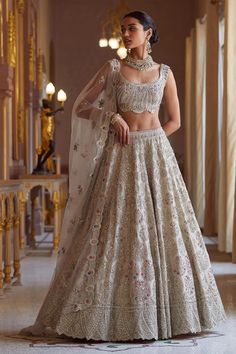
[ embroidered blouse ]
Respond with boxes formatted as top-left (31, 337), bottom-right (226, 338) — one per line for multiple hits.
top-left (115, 61), bottom-right (170, 114)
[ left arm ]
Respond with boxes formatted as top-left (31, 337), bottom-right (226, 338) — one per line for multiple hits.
top-left (162, 69), bottom-right (181, 137)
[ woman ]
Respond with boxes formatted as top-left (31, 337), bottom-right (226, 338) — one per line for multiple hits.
top-left (21, 11), bottom-right (226, 341)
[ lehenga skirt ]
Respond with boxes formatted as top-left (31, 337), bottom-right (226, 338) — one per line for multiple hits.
top-left (23, 127), bottom-right (226, 341)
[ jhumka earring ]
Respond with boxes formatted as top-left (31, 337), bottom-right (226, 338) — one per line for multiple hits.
top-left (146, 39), bottom-right (152, 54)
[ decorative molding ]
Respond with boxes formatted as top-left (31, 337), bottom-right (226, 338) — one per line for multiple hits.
top-left (37, 48), bottom-right (43, 91)
top-left (0, 2), bottom-right (3, 62)
top-left (7, 11), bottom-right (16, 67)
top-left (16, 0), bottom-right (24, 15)
top-left (18, 108), bottom-right (24, 143)
top-left (28, 34), bottom-right (34, 82)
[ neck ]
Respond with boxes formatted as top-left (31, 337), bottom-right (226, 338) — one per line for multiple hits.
top-left (129, 47), bottom-right (149, 60)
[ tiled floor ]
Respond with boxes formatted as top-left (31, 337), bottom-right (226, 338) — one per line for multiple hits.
top-left (0, 237), bottom-right (236, 354)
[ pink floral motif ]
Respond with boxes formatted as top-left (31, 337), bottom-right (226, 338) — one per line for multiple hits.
top-left (85, 298), bottom-right (92, 305)
top-left (87, 254), bottom-right (96, 261)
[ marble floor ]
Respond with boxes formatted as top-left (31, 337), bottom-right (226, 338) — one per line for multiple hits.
top-left (0, 236), bottom-right (236, 354)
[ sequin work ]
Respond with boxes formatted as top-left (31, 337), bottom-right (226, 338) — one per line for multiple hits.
top-left (116, 62), bottom-right (170, 113)
top-left (32, 127), bottom-right (226, 341)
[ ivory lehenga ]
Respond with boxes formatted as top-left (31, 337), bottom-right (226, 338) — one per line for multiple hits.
top-left (20, 59), bottom-right (226, 341)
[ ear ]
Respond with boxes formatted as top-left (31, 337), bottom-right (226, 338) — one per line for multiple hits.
top-left (146, 28), bottom-right (153, 40)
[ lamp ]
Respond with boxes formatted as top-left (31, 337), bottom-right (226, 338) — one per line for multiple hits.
top-left (99, 38), bottom-right (108, 47)
top-left (57, 89), bottom-right (67, 107)
top-left (46, 82), bottom-right (55, 101)
top-left (98, 0), bottom-right (129, 59)
top-left (117, 45), bottom-right (127, 59)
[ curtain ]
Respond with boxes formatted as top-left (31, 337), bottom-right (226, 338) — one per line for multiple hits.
top-left (218, 0), bottom-right (236, 254)
top-left (184, 20), bottom-right (206, 227)
top-left (203, 1), bottom-right (219, 236)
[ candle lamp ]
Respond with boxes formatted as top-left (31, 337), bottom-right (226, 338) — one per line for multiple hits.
top-left (46, 82), bottom-right (55, 101)
top-left (57, 89), bottom-right (67, 107)
top-left (33, 82), bottom-right (67, 175)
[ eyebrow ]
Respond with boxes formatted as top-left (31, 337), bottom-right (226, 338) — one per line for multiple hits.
top-left (121, 23), bottom-right (138, 27)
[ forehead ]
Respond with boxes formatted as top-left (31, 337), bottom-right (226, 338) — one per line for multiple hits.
top-left (121, 16), bottom-right (141, 27)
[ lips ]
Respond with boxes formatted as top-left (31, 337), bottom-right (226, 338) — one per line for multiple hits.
top-left (124, 40), bottom-right (132, 46)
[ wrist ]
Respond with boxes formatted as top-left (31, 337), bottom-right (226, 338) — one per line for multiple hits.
top-left (110, 113), bottom-right (123, 126)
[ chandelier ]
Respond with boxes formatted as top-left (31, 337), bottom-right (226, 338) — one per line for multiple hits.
top-left (98, 0), bottom-right (129, 59)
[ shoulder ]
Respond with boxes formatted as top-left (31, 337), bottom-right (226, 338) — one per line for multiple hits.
top-left (161, 63), bottom-right (171, 76)
top-left (160, 63), bottom-right (175, 85)
top-left (107, 58), bottom-right (121, 72)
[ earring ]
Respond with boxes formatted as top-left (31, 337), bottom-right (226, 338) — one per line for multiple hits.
top-left (146, 39), bottom-right (152, 54)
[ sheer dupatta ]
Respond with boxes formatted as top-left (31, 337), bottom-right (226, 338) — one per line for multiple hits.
top-left (56, 58), bottom-right (120, 269)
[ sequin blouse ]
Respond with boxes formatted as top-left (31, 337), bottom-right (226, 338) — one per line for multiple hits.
top-left (115, 61), bottom-right (170, 114)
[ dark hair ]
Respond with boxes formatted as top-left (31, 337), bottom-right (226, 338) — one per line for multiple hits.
top-left (123, 11), bottom-right (160, 46)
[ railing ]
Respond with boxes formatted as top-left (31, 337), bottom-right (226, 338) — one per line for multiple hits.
top-left (0, 181), bottom-right (24, 296)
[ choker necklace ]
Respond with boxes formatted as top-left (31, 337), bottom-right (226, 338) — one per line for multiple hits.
top-left (124, 54), bottom-right (154, 71)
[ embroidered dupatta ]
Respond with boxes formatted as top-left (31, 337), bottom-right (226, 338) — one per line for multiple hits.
top-left (56, 59), bottom-right (119, 268)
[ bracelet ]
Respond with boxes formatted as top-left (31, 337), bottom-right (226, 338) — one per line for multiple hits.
top-left (110, 113), bottom-right (122, 126)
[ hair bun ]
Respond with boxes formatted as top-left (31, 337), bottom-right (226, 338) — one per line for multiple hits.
top-left (150, 28), bottom-right (160, 46)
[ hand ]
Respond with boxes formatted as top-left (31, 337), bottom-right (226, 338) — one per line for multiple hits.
top-left (112, 115), bottom-right (130, 146)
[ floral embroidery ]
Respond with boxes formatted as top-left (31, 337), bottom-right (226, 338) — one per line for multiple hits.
top-left (98, 75), bottom-right (105, 85)
top-left (98, 98), bottom-right (105, 108)
top-left (77, 185), bottom-right (83, 194)
top-left (81, 152), bottom-right (88, 158)
top-left (73, 143), bottom-right (79, 151)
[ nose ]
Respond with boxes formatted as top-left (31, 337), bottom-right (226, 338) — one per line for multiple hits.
top-left (122, 29), bottom-right (129, 37)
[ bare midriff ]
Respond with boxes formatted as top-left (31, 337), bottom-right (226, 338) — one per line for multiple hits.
top-left (118, 109), bottom-right (162, 132)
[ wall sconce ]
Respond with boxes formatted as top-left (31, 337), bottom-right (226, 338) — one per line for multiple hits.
top-left (33, 83), bottom-right (67, 175)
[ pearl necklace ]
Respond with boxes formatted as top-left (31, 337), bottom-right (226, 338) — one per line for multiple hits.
top-left (124, 54), bottom-right (154, 71)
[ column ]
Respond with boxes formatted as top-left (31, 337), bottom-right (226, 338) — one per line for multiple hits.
top-left (19, 191), bottom-right (27, 248)
top-left (13, 214), bottom-right (21, 285)
top-left (3, 216), bottom-right (12, 289)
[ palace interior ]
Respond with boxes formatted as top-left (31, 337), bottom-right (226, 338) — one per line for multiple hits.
top-left (0, 0), bottom-right (236, 353)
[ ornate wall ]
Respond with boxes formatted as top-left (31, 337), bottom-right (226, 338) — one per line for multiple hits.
top-left (0, 0), bottom-right (52, 180)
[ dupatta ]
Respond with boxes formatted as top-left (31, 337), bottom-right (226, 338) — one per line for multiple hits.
top-left (56, 58), bottom-right (120, 269)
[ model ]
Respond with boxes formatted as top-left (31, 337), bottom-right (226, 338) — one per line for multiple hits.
top-left (20, 10), bottom-right (226, 341)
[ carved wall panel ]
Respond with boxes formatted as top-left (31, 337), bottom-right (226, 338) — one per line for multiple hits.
top-left (0, 0), bottom-right (47, 179)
